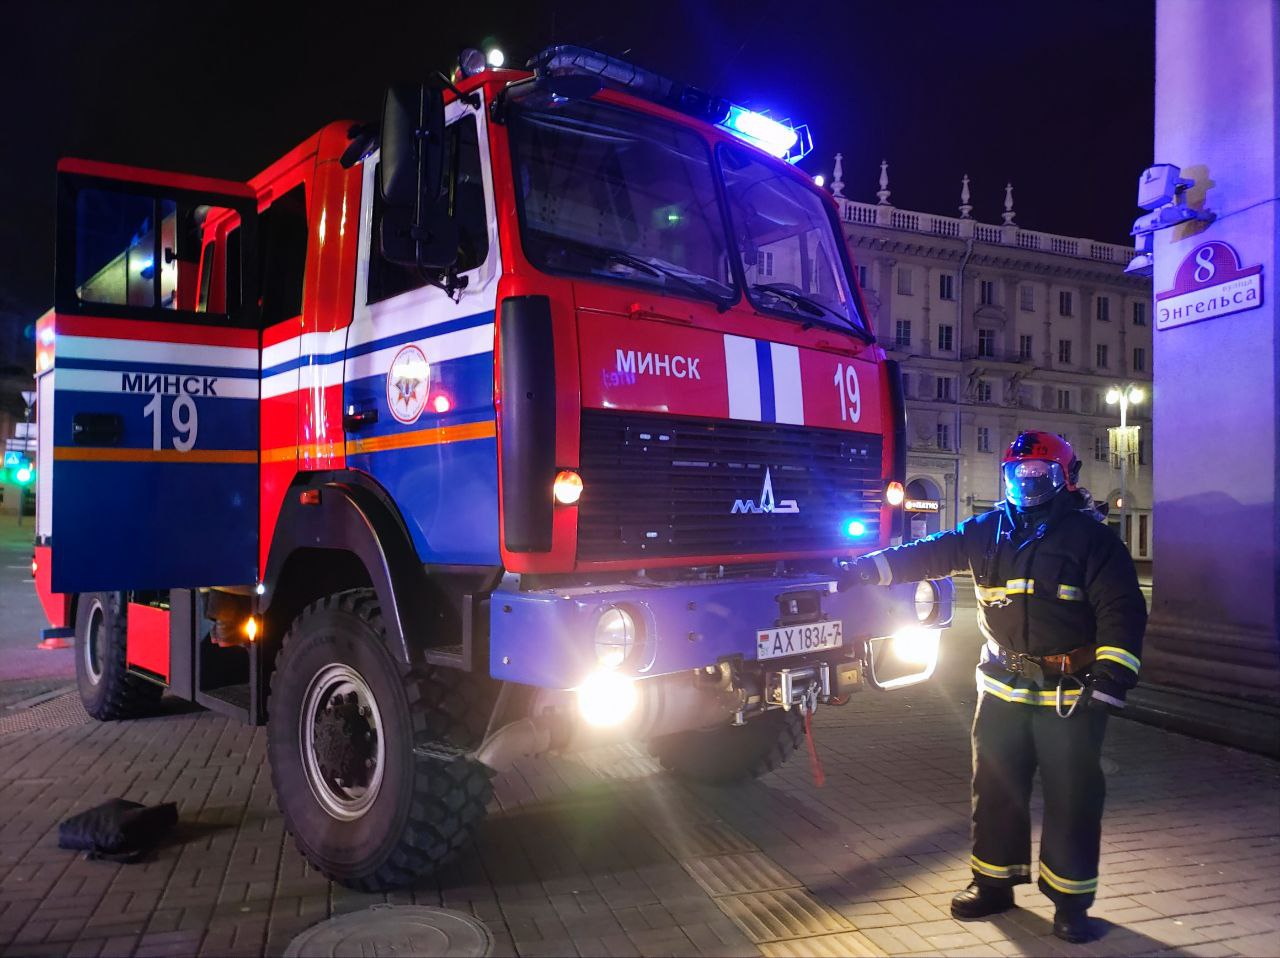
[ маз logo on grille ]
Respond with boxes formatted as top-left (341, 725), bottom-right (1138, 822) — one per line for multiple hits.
top-left (731, 468), bottom-right (799, 514)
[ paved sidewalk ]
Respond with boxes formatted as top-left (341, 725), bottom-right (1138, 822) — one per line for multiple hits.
top-left (1, 620), bottom-right (1277, 957)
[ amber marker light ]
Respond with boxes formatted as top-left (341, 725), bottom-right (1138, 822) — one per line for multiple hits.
top-left (553, 470), bottom-right (583, 505)
top-left (243, 617), bottom-right (259, 642)
top-left (885, 481), bottom-right (905, 506)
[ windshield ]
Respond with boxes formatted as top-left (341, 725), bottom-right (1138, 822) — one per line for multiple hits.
top-left (720, 144), bottom-right (863, 331)
top-left (508, 98), bottom-right (735, 306)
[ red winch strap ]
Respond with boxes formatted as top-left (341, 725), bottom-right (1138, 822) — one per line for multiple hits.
top-left (803, 708), bottom-right (826, 788)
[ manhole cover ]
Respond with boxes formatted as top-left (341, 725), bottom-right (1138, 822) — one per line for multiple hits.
top-left (284, 905), bottom-right (493, 957)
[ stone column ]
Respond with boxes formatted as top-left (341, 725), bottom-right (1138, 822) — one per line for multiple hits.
top-left (1141, 0), bottom-right (1279, 742)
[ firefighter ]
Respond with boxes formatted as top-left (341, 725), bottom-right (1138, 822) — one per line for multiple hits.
top-left (840, 431), bottom-right (1146, 943)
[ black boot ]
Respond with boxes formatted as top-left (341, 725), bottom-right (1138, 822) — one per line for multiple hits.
top-left (1053, 907), bottom-right (1092, 943)
top-left (950, 882), bottom-right (1015, 919)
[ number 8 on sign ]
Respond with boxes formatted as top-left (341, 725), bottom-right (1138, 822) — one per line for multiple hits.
top-left (834, 362), bottom-right (861, 422)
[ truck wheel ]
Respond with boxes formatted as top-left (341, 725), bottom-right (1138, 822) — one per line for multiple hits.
top-left (650, 707), bottom-right (805, 785)
top-left (267, 589), bottom-right (493, 891)
top-left (74, 592), bottom-right (163, 720)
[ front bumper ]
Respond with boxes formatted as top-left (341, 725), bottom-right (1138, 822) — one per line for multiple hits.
top-left (489, 571), bottom-right (954, 690)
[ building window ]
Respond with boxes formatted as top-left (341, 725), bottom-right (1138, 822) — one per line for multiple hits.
top-left (1018, 334), bottom-right (1034, 360)
top-left (936, 422), bottom-right (951, 449)
top-left (900, 373), bottom-right (911, 397)
top-left (977, 328), bottom-right (995, 358)
top-left (980, 280), bottom-right (995, 305)
top-left (978, 426), bottom-right (991, 452)
top-left (760, 250), bottom-right (775, 277)
top-left (1059, 290), bottom-right (1073, 316)
top-left (939, 273), bottom-right (955, 300)
top-left (1096, 343), bottom-right (1109, 368)
top-left (1133, 302), bottom-right (1147, 326)
top-left (1057, 389), bottom-right (1071, 411)
top-left (1133, 346), bottom-right (1146, 372)
top-left (1096, 296), bottom-right (1111, 322)
top-left (856, 264), bottom-right (868, 289)
top-left (1094, 435), bottom-right (1108, 462)
top-left (1058, 339), bottom-right (1072, 364)
top-left (1139, 513), bottom-right (1149, 556)
top-left (1138, 434), bottom-right (1147, 465)
top-left (895, 319), bottom-right (912, 348)
top-left (898, 268), bottom-right (913, 295)
top-left (936, 376), bottom-right (954, 400)
top-left (937, 324), bottom-right (954, 351)
top-left (1019, 285), bottom-right (1034, 311)
top-left (977, 380), bottom-right (993, 403)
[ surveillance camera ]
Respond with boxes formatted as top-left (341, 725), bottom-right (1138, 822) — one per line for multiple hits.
top-left (1137, 164), bottom-right (1195, 211)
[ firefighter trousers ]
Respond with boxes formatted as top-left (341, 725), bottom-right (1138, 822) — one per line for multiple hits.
top-left (969, 689), bottom-right (1109, 909)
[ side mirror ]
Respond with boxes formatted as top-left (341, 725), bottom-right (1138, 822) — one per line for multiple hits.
top-left (378, 83), bottom-right (457, 270)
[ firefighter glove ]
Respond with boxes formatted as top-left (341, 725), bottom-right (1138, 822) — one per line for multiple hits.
top-left (838, 556), bottom-right (881, 591)
top-left (1086, 673), bottom-right (1127, 712)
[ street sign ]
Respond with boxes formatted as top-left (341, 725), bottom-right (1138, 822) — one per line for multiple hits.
top-left (905, 498), bottom-right (940, 512)
top-left (20, 391), bottom-right (35, 408)
top-left (14, 422), bottom-right (35, 439)
top-left (1156, 241), bottom-right (1264, 330)
top-left (3, 451), bottom-right (20, 468)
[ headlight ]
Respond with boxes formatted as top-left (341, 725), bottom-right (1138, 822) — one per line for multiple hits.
top-left (891, 626), bottom-right (941, 667)
top-left (914, 581), bottom-right (938, 623)
top-left (594, 607), bottom-right (638, 668)
top-left (577, 671), bottom-right (639, 727)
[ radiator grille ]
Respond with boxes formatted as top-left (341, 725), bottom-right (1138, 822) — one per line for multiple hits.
top-left (577, 411), bottom-right (884, 561)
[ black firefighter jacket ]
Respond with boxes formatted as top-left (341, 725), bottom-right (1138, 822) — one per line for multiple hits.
top-left (871, 490), bottom-right (1147, 703)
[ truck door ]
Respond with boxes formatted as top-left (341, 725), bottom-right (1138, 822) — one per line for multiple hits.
top-left (51, 159), bottom-right (260, 593)
top-left (345, 96), bottom-right (502, 564)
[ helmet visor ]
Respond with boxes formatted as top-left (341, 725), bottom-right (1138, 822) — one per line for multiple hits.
top-left (1003, 459), bottom-right (1066, 508)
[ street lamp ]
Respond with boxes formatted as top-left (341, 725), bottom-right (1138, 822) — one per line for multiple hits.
top-left (1105, 384), bottom-right (1145, 548)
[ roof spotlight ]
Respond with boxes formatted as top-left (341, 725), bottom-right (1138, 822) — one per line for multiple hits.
top-left (458, 48), bottom-right (487, 78)
top-left (486, 48), bottom-right (505, 68)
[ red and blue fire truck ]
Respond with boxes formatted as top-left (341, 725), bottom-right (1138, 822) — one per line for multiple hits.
top-left (34, 46), bottom-right (953, 889)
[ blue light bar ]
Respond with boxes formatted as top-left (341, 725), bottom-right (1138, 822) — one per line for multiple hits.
top-left (530, 45), bottom-right (814, 164)
top-left (843, 519), bottom-right (868, 538)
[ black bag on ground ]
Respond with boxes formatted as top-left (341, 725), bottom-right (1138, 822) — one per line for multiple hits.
top-left (58, 798), bottom-right (178, 863)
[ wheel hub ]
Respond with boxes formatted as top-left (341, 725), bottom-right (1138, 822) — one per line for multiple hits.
top-left (312, 693), bottom-right (377, 789)
top-left (300, 664), bottom-right (386, 821)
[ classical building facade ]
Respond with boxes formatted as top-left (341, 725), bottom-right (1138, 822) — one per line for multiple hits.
top-left (827, 159), bottom-right (1155, 558)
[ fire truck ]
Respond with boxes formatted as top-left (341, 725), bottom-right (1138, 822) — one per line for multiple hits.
top-left (34, 46), bottom-right (953, 889)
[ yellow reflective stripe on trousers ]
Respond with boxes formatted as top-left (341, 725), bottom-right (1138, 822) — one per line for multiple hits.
top-left (1039, 862), bottom-right (1098, 894)
top-left (1006, 578), bottom-right (1034, 595)
top-left (971, 855), bottom-right (1031, 879)
top-left (980, 675), bottom-right (1083, 707)
top-left (1096, 646), bottom-right (1141, 675)
top-left (1056, 584), bottom-right (1085, 601)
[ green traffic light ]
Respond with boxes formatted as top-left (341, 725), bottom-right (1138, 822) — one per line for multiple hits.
top-left (15, 466), bottom-right (32, 485)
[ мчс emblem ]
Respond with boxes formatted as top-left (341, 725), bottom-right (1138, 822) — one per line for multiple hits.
top-left (386, 344), bottom-right (430, 424)
top-left (731, 467), bottom-right (799, 515)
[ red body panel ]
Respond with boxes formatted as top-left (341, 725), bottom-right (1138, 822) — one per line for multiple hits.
top-left (125, 603), bottom-right (169, 680)
top-left (33, 546), bottom-right (69, 628)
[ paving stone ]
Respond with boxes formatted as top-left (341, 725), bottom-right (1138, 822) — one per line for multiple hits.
top-left (716, 888), bottom-right (852, 943)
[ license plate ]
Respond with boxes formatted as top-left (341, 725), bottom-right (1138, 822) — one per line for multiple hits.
top-left (756, 621), bottom-right (843, 660)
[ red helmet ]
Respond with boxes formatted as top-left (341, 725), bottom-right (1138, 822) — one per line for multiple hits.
top-left (1001, 431), bottom-right (1081, 508)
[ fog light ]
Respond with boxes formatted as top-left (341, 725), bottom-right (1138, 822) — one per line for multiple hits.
top-left (885, 481), bottom-right (905, 506)
top-left (891, 626), bottom-right (940, 666)
top-left (595, 607), bottom-right (638, 668)
top-left (914, 581), bottom-right (938, 622)
top-left (577, 671), bottom-right (638, 727)
top-left (553, 470), bottom-right (583, 505)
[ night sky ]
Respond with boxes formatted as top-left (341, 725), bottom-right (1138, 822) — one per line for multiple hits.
top-left (0, 0), bottom-right (1154, 338)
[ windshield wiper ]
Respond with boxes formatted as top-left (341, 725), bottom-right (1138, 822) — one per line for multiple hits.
top-left (752, 283), bottom-right (838, 322)
top-left (537, 232), bottom-right (734, 309)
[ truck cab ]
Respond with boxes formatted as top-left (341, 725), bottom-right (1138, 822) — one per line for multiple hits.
top-left (35, 46), bottom-right (952, 889)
